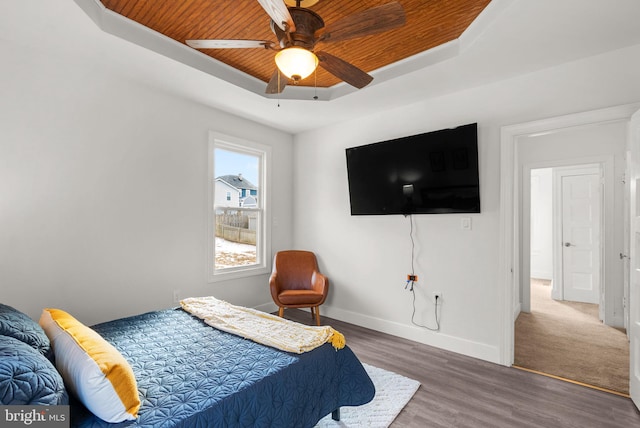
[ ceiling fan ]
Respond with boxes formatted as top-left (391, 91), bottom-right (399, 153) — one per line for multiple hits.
top-left (186, 0), bottom-right (406, 94)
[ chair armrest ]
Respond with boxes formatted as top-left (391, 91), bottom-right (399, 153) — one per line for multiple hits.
top-left (269, 272), bottom-right (281, 302)
top-left (311, 271), bottom-right (328, 296)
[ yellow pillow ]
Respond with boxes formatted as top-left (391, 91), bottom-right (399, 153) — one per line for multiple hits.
top-left (39, 308), bottom-right (140, 423)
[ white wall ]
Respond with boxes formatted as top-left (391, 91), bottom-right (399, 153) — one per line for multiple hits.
top-left (530, 168), bottom-right (553, 280)
top-left (0, 39), bottom-right (294, 325)
top-left (292, 43), bottom-right (640, 363)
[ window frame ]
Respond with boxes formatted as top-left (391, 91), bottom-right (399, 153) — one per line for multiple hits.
top-left (208, 131), bottom-right (272, 282)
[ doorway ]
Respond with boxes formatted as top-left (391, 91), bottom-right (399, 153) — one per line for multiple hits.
top-left (514, 165), bottom-right (629, 395)
top-left (499, 103), bottom-right (640, 407)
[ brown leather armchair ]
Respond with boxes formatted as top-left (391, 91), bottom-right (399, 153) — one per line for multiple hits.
top-left (269, 250), bottom-right (329, 326)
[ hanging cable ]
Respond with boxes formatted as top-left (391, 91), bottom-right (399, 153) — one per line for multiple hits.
top-left (411, 288), bottom-right (440, 331)
top-left (409, 214), bottom-right (415, 277)
top-left (406, 214), bottom-right (440, 331)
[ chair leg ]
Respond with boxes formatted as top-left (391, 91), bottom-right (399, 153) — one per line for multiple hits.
top-left (314, 306), bottom-right (321, 326)
top-left (278, 307), bottom-right (284, 318)
top-left (310, 306), bottom-right (315, 320)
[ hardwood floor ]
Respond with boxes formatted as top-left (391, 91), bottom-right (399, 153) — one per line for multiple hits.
top-left (284, 309), bottom-right (640, 428)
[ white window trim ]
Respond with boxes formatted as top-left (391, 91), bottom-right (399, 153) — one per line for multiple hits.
top-left (208, 131), bottom-right (272, 282)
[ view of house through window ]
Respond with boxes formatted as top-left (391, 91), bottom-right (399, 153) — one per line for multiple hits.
top-left (213, 147), bottom-right (261, 270)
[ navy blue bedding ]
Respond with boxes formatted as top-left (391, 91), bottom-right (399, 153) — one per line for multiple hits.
top-left (0, 303), bottom-right (52, 360)
top-left (71, 308), bottom-right (374, 428)
top-left (0, 335), bottom-right (68, 405)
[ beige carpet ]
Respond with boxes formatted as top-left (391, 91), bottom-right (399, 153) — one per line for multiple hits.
top-left (515, 279), bottom-right (629, 395)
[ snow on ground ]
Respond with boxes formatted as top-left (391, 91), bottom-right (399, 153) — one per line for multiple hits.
top-left (215, 237), bottom-right (256, 268)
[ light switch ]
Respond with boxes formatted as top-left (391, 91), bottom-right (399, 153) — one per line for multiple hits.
top-left (461, 217), bottom-right (472, 231)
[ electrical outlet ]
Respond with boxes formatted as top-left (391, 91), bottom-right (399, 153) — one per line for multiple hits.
top-left (432, 292), bottom-right (442, 304)
top-left (173, 289), bottom-right (181, 303)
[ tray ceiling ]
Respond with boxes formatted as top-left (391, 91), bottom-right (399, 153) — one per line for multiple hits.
top-left (99, 0), bottom-right (491, 91)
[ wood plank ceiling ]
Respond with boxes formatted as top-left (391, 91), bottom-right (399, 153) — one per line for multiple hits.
top-left (100, 0), bottom-right (491, 89)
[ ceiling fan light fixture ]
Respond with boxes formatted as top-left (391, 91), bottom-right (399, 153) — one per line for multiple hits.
top-left (275, 47), bottom-right (318, 81)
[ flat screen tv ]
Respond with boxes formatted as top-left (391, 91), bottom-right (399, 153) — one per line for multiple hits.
top-left (345, 123), bottom-right (480, 215)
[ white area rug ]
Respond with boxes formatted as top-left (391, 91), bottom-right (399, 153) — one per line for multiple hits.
top-left (315, 363), bottom-right (420, 428)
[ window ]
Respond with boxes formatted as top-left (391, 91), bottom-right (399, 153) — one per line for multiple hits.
top-left (208, 132), bottom-right (271, 282)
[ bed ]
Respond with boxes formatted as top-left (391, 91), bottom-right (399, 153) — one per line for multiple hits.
top-left (0, 303), bottom-right (375, 428)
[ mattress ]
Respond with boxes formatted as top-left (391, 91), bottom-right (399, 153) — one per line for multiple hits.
top-left (71, 308), bottom-right (374, 427)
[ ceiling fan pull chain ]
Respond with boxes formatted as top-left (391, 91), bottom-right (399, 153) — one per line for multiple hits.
top-left (313, 67), bottom-right (318, 100)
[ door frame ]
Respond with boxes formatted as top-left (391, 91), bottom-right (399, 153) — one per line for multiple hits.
top-left (499, 103), bottom-right (640, 366)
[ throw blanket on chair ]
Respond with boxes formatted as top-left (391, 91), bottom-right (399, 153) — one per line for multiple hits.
top-left (180, 296), bottom-right (345, 354)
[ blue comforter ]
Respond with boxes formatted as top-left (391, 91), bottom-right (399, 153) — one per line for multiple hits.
top-left (71, 308), bottom-right (374, 427)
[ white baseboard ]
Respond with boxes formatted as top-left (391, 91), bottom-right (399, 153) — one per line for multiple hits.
top-left (608, 314), bottom-right (625, 329)
top-left (252, 302), bottom-right (501, 364)
top-left (320, 304), bottom-right (501, 364)
top-left (513, 302), bottom-right (522, 321)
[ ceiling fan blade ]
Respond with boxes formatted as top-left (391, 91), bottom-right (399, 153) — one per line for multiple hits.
top-left (265, 69), bottom-right (289, 94)
top-left (315, 2), bottom-right (406, 43)
top-left (186, 39), bottom-right (273, 49)
top-left (316, 51), bottom-right (373, 89)
top-left (257, 0), bottom-right (296, 32)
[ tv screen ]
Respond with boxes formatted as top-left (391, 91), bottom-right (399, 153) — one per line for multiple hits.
top-left (345, 123), bottom-right (480, 215)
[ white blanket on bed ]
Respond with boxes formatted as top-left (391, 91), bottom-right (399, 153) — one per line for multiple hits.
top-left (180, 296), bottom-right (345, 354)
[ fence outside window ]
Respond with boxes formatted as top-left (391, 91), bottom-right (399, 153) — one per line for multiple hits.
top-left (215, 209), bottom-right (257, 245)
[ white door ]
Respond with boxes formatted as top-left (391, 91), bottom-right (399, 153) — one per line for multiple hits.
top-left (560, 168), bottom-right (601, 304)
top-left (629, 109), bottom-right (640, 410)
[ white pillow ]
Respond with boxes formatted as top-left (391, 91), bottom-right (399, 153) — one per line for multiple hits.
top-left (39, 308), bottom-right (140, 423)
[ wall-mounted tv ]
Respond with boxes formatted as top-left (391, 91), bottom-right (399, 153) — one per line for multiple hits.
top-left (345, 123), bottom-right (480, 215)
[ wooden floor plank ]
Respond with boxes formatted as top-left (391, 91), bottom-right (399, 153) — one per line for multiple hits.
top-left (283, 309), bottom-right (640, 428)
